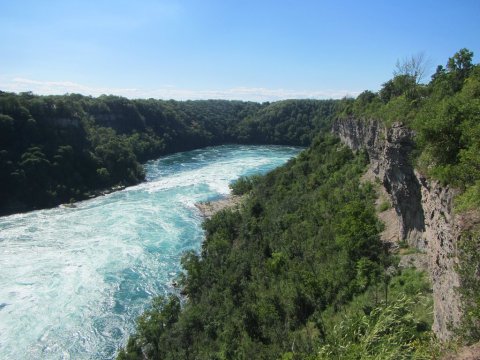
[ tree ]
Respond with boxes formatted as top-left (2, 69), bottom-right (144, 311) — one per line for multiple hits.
top-left (394, 52), bottom-right (430, 85)
top-left (379, 75), bottom-right (417, 103)
top-left (447, 48), bottom-right (473, 76)
top-left (447, 48), bottom-right (474, 91)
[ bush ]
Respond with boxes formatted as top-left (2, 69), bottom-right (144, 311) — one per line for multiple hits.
top-left (378, 200), bottom-right (390, 212)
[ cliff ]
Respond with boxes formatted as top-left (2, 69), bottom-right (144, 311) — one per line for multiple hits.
top-left (332, 117), bottom-right (462, 340)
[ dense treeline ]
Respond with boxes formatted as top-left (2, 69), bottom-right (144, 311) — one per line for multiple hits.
top-left (118, 136), bottom-right (434, 359)
top-left (0, 94), bottom-right (338, 214)
top-left (340, 48), bottom-right (480, 211)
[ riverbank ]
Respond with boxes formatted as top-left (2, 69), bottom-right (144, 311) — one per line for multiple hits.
top-left (195, 195), bottom-right (245, 219)
top-left (0, 184), bottom-right (129, 216)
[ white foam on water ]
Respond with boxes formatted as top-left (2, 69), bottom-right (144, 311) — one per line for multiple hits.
top-left (0, 144), bottom-right (301, 359)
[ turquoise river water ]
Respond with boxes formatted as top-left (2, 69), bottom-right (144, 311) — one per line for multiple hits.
top-left (0, 145), bottom-right (301, 359)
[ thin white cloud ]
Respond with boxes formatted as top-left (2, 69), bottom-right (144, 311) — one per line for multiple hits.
top-left (2, 78), bottom-right (139, 97)
top-left (0, 77), bottom-right (360, 102)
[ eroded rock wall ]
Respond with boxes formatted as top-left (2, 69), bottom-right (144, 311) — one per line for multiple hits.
top-left (332, 118), bottom-right (425, 246)
top-left (332, 117), bottom-right (461, 340)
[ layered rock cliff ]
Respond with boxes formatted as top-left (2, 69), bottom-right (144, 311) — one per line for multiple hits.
top-left (332, 117), bottom-right (462, 340)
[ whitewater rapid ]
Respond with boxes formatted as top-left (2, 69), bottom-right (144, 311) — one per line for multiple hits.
top-left (0, 145), bottom-right (301, 359)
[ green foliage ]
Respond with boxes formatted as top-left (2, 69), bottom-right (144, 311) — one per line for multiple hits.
top-left (399, 247), bottom-right (424, 256)
top-left (352, 90), bottom-right (383, 116)
top-left (0, 92), bottom-right (338, 214)
top-left (119, 136), bottom-right (434, 359)
top-left (318, 295), bottom-right (436, 360)
top-left (414, 58), bottom-right (480, 211)
top-left (380, 75), bottom-right (418, 103)
top-left (229, 175), bottom-right (261, 195)
top-left (455, 181), bottom-right (480, 212)
top-left (378, 200), bottom-right (390, 212)
top-left (118, 295), bottom-right (181, 360)
top-left (235, 99), bottom-right (339, 145)
top-left (446, 48), bottom-right (474, 92)
top-left (319, 269), bottom-right (435, 359)
top-left (344, 49), bottom-right (479, 213)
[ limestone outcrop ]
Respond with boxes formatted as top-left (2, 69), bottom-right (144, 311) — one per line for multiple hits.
top-left (332, 117), bottom-right (462, 340)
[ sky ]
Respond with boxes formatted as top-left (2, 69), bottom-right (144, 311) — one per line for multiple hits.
top-left (0, 0), bottom-right (479, 102)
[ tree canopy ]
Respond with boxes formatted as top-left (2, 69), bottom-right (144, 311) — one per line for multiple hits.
top-left (341, 48), bottom-right (480, 210)
top-left (0, 94), bottom-right (338, 214)
top-left (118, 136), bottom-right (435, 359)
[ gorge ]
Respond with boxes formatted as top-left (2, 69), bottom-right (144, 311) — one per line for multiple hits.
top-left (1, 49), bottom-right (479, 359)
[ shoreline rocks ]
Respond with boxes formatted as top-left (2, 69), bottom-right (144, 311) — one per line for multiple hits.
top-left (195, 195), bottom-right (244, 219)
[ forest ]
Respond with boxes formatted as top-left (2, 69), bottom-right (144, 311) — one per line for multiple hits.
top-left (116, 49), bottom-right (479, 359)
top-left (0, 94), bottom-right (337, 214)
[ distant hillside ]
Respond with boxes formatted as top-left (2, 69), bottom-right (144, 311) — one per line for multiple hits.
top-left (0, 94), bottom-right (338, 215)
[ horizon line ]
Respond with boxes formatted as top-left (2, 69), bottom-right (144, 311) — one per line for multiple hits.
top-left (0, 77), bottom-right (362, 102)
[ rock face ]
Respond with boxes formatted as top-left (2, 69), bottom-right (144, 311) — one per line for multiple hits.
top-left (417, 174), bottom-right (462, 339)
top-left (332, 118), bottom-right (425, 246)
top-left (332, 117), bottom-right (462, 340)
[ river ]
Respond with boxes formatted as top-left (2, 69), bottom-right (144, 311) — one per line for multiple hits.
top-left (0, 144), bottom-right (301, 359)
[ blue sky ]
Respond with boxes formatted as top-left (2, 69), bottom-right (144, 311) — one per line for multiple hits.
top-left (0, 0), bottom-right (479, 101)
